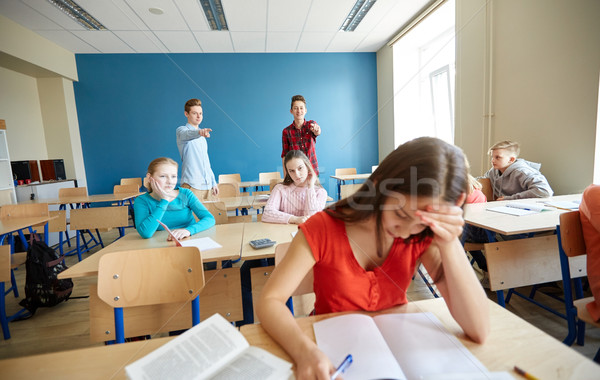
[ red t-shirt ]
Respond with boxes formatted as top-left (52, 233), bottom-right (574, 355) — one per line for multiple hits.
top-left (579, 185), bottom-right (600, 321)
top-left (299, 211), bottom-right (432, 314)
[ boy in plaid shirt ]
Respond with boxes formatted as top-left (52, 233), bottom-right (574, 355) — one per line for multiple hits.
top-left (281, 95), bottom-right (322, 175)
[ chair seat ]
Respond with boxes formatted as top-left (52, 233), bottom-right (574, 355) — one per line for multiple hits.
top-left (10, 252), bottom-right (27, 269)
top-left (574, 297), bottom-right (600, 327)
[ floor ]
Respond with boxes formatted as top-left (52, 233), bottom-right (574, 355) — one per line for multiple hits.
top-left (0, 228), bottom-right (599, 364)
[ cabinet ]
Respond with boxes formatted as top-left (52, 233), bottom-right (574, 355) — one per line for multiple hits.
top-left (0, 120), bottom-right (17, 206)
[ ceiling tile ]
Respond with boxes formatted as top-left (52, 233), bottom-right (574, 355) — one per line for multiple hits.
top-left (125, 0), bottom-right (188, 31)
top-left (35, 30), bottom-right (100, 53)
top-left (71, 30), bottom-right (135, 53)
top-left (230, 32), bottom-right (266, 53)
top-left (193, 31), bottom-right (234, 53)
top-left (76, 0), bottom-right (147, 31)
top-left (296, 32), bottom-right (337, 52)
top-left (266, 32), bottom-right (301, 52)
top-left (223, 0), bottom-right (267, 32)
top-left (154, 31), bottom-right (202, 53)
top-left (267, 0), bottom-right (310, 32)
top-left (303, 0), bottom-right (355, 32)
top-left (20, 0), bottom-right (87, 31)
top-left (113, 31), bottom-right (168, 53)
top-left (0, 0), bottom-right (62, 30)
top-left (173, 0), bottom-right (210, 31)
top-left (326, 31), bottom-right (367, 52)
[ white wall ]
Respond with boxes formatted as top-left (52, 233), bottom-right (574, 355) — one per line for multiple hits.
top-left (0, 66), bottom-right (49, 161)
top-left (456, 0), bottom-right (600, 195)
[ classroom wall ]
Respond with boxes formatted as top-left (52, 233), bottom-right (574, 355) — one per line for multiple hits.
top-left (456, 0), bottom-right (600, 195)
top-left (0, 15), bottom-right (85, 188)
top-left (73, 53), bottom-right (379, 196)
top-left (376, 44), bottom-right (395, 163)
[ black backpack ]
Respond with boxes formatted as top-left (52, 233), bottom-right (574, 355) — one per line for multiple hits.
top-left (19, 239), bottom-right (74, 315)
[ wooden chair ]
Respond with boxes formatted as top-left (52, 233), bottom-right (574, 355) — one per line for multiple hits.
top-left (269, 178), bottom-right (283, 192)
top-left (113, 184), bottom-right (139, 194)
top-left (203, 201), bottom-right (252, 225)
top-left (335, 168), bottom-right (357, 176)
top-left (113, 184), bottom-right (139, 228)
top-left (340, 184), bottom-right (362, 200)
top-left (259, 172), bottom-right (282, 187)
top-left (218, 174), bottom-right (241, 184)
top-left (0, 245), bottom-right (28, 340)
top-left (218, 183), bottom-right (239, 198)
top-left (479, 177), bottom-right (493, 201)
top-left (97, 247), bottom-right (205, 343)
top-left (69, 206), bottom-right (129, 261)
top-left (120, 178), bottom-right (142, 191)
top-left (556, 210), bottom-right (598, 362)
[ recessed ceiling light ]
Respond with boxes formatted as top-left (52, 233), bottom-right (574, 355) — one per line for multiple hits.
top-left (149, 7), bottom-right (164, 15)
top-left (340, 0), bottom-right (377, 32)
top-left (47, 0), bottom-right (106, 30)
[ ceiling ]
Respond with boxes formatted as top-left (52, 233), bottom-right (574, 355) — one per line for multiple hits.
top-left (0, 0), bottom-right (432, 54)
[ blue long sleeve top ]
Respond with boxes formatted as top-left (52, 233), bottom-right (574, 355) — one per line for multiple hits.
top-left (134, 187), bottom-right (215, 239)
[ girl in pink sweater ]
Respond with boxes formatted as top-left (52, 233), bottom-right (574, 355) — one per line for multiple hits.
top-left (262, 150), bottom-right (327, 224)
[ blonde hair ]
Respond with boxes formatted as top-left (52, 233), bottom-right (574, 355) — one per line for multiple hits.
top-left (145, 157), bottom-right (178, 193)
top-left (467, 174), bottom-right (482, 194)
top-left (488, 140), bottom-right (520, 157)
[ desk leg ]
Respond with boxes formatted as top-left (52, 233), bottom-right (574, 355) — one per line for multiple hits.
top-left (496, 290), bottom-right (506, 307)
top-left (337, 180), bottom-right (342, 200)
top-left (44, 222), bottom-right (49, 245)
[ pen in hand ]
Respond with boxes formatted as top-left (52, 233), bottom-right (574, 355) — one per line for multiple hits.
top-left (330, 354), bottom-right (353, 380)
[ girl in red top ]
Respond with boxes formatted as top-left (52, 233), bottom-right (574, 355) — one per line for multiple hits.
top-left (257, 137), bottom-right (489, 380)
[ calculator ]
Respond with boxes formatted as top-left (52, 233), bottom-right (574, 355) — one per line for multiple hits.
top-left (249, 238), bottom-right (276, 249)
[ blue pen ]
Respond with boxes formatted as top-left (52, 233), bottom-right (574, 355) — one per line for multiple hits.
top-left (330, 354), bottom-right (353, 380)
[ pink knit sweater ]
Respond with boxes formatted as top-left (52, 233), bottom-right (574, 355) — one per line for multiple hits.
top-left (262, 183), bottom-right (328, 224)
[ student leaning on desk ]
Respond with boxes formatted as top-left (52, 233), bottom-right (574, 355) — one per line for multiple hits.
top-left (484, 140), bottom-right (553, 200)
top-left (133, 157), bottom-right (215, 240)
top-left (257, 137), bottom-right (489, 380)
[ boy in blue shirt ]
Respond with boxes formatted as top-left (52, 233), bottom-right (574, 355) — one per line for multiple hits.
top-left (176, 98), bottom-right (219, 200)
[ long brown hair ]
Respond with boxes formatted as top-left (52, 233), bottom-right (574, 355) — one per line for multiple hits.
top-left (326, 137), bottom-right (468, 257)
top-left (282, 150), bottom-right (321, 187)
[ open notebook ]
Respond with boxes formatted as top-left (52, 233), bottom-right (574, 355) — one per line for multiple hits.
top-left (487, 202), bottom-right (553, 216)
top-left (157, 219), bottom-right (222, 251)
top-left (313, 312), bottom-right (503, 380)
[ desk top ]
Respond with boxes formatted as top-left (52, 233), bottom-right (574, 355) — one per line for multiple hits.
top-left (0, 215), bottom-right (54, 236)
top-left (1, 298), bottom-right (596, 379)
top-left (330, 173), bottom-right (371, 181)
top-left (58, 224), bottom-right (245, 279)
top-left (241, 222), bottom-right (298, 260)
top-left (18, 192), bottom-right (142, 206)
top-left (463, 194), bottom-right (581, 235)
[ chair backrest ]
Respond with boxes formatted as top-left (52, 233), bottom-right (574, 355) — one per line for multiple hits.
top-left (113, 184), bottom-right (139, 194)
top-left (70, 206), bottom-right (129, 230)
top-left (269, 178), bottom-right (283, 192)
top-left (218, 182), bottom-right (240, 198)
top-left (259, 172), bottom-right (282, 184)
top-left (478, 178), bottom-right (493, 201)
top-left (218, 174), bottom-right (241, 184)
top-left (274, 243), bottom-right (313, 297)
top-left (203, 201), bottom-right (228, 225)
top-left (48, 210), bottom-right (67, 233)
top-left (228, 215), bottom-right (252, 224)
top-left (371, 165), bottom-right (378, 173)
top-left (0, 203), bottom-right (49, 218)
top-left (97, 247), bottom-right (205, 308)
top-left (559, 211), bottom-right (586, 257)
top-left (340, 184), bottom-right (362, 200)
top-left (335, 168), bottom-right (357, 176)
top-left (120, 177), bottom-right (142, 189)
top-left (59, 187), bottom-right (87, 198)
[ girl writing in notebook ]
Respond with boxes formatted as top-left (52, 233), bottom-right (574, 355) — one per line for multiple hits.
top-left (257, 137), bottom-right (489, 379)
top-left (134, 157), bottom-right (215, 240)
top-left (262, 150), bottom-right (328, 224)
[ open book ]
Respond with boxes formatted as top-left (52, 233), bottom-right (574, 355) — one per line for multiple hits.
top-left (487, 202), bottom-right (553, 216)
top-left (313, 312), bottom-right (489, 380)
top-left (126, 314), bottom-right (292, 380)
top-left (157, 219), bottom-right (222, 251)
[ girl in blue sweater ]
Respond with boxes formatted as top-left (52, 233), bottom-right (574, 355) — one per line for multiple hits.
top-left (134, 157), bottom-right (215, 240)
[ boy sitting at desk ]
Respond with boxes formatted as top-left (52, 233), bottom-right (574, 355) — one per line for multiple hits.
top-left (484, 140), bottom-right (553, 200)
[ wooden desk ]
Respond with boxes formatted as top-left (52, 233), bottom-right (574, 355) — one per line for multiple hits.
top-left (1, 298), bottom-right (597, 379)
top-left (330, 173), bottom-right (370, 200)
top-left (241, 222), bottom-right (298, 260)
top-left (0, 215), bottom-right (53, 246)
top-left (18, 192), bottom-right (142, 206)
top-left (58, 224), bottom-right (245, 280)
top-left (463, 194), bottom-right (585, 306)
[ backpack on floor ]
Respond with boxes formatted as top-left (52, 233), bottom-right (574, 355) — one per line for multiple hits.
top-left (19, 239), bottom-right (74, 315)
